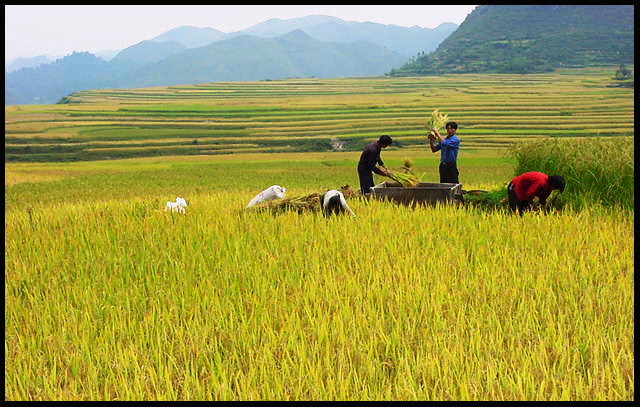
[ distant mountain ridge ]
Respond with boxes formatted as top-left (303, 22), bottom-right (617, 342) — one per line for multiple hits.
top-left (5, 31), bottom-right (409, 104)
top-left (5, 52), bottom-right (114, 104)
top-left (390, 5), bottom-right (634, 75)
top-left (150, 26), bottom-right (227, 48)
top-left (5, 55), bottom-right (54, 72)
top-left (226, 15), bottom-right (346, 38)
top-left (99, 30), bottom-right (409, 89)
top-left (147, 15), bottom-right (454, 58)
top-left (110, 40), bottom-right (186, 71)
top-left (6, 15), bottom-right (458, 104)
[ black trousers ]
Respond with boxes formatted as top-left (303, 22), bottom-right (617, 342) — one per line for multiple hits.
top-left (358, 169), bottom-right (375, 195)
top-left (507, 182), bottom-right (530, 216)
top-left (439, 162), bottom-right (459, 184)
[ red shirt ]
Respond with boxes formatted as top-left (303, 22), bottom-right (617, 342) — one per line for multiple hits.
top-left (511, 172), bottom-right (552, 204)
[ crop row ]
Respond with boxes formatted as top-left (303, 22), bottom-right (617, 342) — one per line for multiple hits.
top-left (5, 68), bottom-right (633, 162)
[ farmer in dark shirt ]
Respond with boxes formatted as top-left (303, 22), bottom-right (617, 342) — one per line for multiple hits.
top-left (428, 121), bottom-right (461, 183)
top-left (508, 171), bottom-right (565, 216)
top-left (357, 135), bottom-right (392, 196)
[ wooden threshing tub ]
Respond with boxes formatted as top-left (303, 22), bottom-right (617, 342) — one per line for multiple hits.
top-left (370, 182), bottom-right (464, 206)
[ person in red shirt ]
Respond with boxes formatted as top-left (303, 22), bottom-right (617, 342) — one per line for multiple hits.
top-left (508, 171), bottom-right (565, 216)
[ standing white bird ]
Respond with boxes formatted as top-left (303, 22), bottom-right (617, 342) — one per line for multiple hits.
top-left (166, 197), bottom-right (187, 214)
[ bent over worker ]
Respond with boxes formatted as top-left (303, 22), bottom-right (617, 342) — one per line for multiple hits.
top-left (508, 171), bottom-right (565, 216)
top-left (321, 189), bottom-right (356, 218)
top-left (357, 135), bottom-right (392, 196)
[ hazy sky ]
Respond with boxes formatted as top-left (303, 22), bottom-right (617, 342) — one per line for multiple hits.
top-left (5, 5), bottom-right (477, 62)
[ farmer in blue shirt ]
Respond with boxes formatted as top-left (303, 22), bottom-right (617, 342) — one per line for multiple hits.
top-left (428, 121), bottom-right (461, 184)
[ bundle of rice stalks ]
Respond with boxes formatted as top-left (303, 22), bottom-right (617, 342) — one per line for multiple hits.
top-left (386, 157), bottom-right (421, 187)
top-left (253, 192), bottom-right (323, 214)
top-left (387, 171), bottom-right (420, 187)
top-left (426, 109), bottom-right (449, 141)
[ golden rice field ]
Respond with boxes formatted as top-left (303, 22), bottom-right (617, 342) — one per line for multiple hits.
top-left (4, 67), bottom-right (634, 400)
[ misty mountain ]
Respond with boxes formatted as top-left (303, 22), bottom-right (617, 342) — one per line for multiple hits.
top-left (228, 15), bottom-right (345, 37)
top-left (5, 52), bottom-right (114, 104)
top-left (6, 49), bottom-right (121, 72)
top-left (110, 40), bottom-right (186, 71)
top-left (157, 15), bottom-right (457, 58)
top-left (5, 31), bottom-right (409, 104)
top-left (5, 14), bottom-right (459, 105)
top-left (115, 30), bottom-right (409, 88)
top-left (300, 21), bottom-right (458, 58)
top-left (94, 48), bottom-right (126, 62)
top-left (5, 55), bottom-right (54, 73)
top-left (150, 25), bottom-right (227, 48)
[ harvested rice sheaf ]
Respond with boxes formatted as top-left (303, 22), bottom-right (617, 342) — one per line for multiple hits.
top-left (253, 185), bottom-right (357, 214)
top-left (387, 171), bottom-right (420, 187)
top-left (254, 192), bottom-right (322, 214)
top-left (426, 109), bottom-right (450, 143)
top-left (426, 109), bottom-right (449, 133)
top-left (385, 158), bottom-right (421, 187)
top-left (386, 161), bottom-right (419, 187)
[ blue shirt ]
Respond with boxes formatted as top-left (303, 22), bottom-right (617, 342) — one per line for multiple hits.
top-left (434, 134), bottom-right (460, 164)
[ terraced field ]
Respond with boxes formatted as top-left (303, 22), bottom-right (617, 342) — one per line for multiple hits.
top-left (5, 67), bottom-right (634, 162)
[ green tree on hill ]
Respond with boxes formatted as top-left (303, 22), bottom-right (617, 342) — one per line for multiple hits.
top-left (614, 63), bottom-right (632, 80)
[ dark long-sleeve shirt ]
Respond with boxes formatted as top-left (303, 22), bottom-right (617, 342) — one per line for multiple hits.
top-left (357, 142), bottom-right (385, 175)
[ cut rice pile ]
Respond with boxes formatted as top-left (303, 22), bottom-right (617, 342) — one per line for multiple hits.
top-left (252, 185), bottom-right (356, 214)
top-left (386, 158), bottom-right (421, 187)
top-left (387, 171), bottom-right (420, 187)
top-left (259, 192), bottom-right (323, 214)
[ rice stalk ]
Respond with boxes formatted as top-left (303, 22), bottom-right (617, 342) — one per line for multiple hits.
top-left (425, 109), bottom-right (449, 133)
top-left (387, 172), bottom-right (420, 187)
top-left (387, 160), bottom-right (420, 187)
